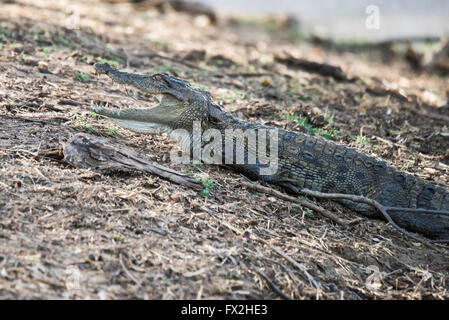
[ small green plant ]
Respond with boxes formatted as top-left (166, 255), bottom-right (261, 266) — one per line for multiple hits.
top-left (290, 204), bottom-right (301, 214)
top-left (42, 44), bottom-right (67, 56)
top-left (287, 113), bottom-right (311, 129)
top-left (401, 159), bottom-right (415, 172)
top-left (89, 111), bottom-right (104, 119)
top-left (184, 162), bottom-right (204, 174)
top-left (105, 126), bottom-right (119, 137)
top-left (42, 46), bottom-right (50, 56)
top-left (324, 107), bottom-right (334, 126)
top-left (303, 208), bottom-right (314, 217)
top-left (190, 162), bottom-right (203, 169)
top-left (356, 135), bottom-right (371, 147)
top-left (286, 113), bottom-right (343, 140)
top-left (57, 34), bottom-right (70, 46)
top-left (19, 52), bottom-right (27, 62)
top-left (74, 71), bottom-right (90, 83)
top-left (201, 178), bottom-right (214, 196)
top-left (355, 241), bottom-right (367, 249)
top-left (315, 127), bottom-right (344, 140)
top-left (76, 114), bottom-right (95, 132)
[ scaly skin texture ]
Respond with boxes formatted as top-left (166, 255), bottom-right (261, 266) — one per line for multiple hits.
top-left (92, 63), bottom-right (449, 239)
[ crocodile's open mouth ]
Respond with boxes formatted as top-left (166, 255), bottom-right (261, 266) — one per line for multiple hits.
top-left (92, 62), bottom-right (189, 134)
top-left (91, 100), bottom-right (183, 134)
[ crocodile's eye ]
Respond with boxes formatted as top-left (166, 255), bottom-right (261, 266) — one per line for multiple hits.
top-left (153, 75), bottom-right (162, 81)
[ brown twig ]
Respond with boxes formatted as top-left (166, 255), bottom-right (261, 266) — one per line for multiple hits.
top-left (275, 53), bottom-right (352, 82)
top-left (0, 114), bottom-right (70, 125)
top-left (366, 86), bottom-right (409, 102)
top-left (213, 72), bottom-right (272, 78)
top-left (119, 254), bottom-right (142, 286)
top-left (270, 245), bottom-right (321, 297)
top-left (416, 109), bottom-right (449, 123)
top-left (241, 180), bottom-right (350, 226)
top-left (253, 268), bottom-right (293, 300)
top-left (298, 188), bottom-right (447, 253)
top-left (386, 207), bottom-right (449, 217)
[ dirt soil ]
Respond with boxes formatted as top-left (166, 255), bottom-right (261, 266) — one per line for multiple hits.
top-left (1, 0), bottom-right (449, 300)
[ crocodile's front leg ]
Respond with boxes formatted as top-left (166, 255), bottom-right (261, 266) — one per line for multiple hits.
top-left (94, 62), bottom-right (189, 101)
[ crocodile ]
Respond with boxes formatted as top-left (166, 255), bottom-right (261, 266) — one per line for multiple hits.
top-left (91, 62), bottom-right (449, 240)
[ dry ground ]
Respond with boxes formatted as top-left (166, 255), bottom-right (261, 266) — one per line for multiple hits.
top-left (1, 0), bottom-right (449, 299)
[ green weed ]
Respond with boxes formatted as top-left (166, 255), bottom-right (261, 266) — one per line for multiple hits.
top-left (74, 71), bottom-right (90, 83)
top-left (201, 178), bottom-right (214, 196)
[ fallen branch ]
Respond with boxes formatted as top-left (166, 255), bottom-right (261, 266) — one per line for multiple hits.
top-left (213, 72), bottom-right (272, 78)
top-left (275, 54), bottom-right (352, 82)
top-left (270, 245), bottom-right (321, 298)
top-left (415, 108), bottom-right (449, 124)
top-left (0, 114), bottom-right (70, 125)
top-left (241, 180), bottom-right (352, 226)
top-left (298, 188), bottom-right (448, 253)
top-left (253, 268), bottom-right (293, 300)
top-left (63, 133), bottom-right (202, 190)
top-left (137, 0), bottom-right (217, 24)
top-left (310, 34), bottom-right (441, 52)
top-left (366, 86), bottom-right (409, 102)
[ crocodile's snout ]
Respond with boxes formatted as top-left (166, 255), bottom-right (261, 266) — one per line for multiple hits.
top-left (93, 62), bottom-right (113, 74)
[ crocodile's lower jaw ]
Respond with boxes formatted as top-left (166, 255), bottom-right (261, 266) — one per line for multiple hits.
top-left (114, 119), bottom-right (171, 135)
